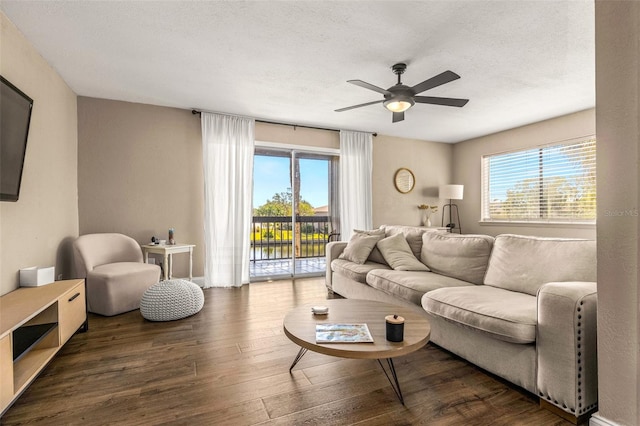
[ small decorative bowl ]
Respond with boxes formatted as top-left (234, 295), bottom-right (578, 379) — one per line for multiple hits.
top-left (311, 306), bottom-right (329, 315)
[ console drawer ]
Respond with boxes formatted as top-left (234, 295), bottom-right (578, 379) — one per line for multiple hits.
top-left (58, 281), bottom-right (86, 344)
top-left (0, 335), bottom-right (12, 409)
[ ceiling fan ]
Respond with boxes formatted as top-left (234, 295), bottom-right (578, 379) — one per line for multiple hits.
top-left (335, 63), bottom-right (469, 123)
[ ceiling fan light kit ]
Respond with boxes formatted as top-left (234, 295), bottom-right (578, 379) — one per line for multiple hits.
top-left (384, 96), bottom-right (414, 113)
top-left (336, 62), bottom-right (469, 123)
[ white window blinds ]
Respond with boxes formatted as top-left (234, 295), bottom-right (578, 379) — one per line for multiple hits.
top-left (481, 137), bottom-right (596, 223)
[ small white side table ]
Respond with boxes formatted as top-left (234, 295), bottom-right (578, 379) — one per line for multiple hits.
top-left (141, 243), bottom-right (195, 281)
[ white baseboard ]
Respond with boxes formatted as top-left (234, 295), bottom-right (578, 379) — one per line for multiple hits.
top-left (165, 276), bottom-right (205, 287)
top-left (590, 413), bottom-right (622, 426)
top-left (191, 276), bottom-right (205, 287)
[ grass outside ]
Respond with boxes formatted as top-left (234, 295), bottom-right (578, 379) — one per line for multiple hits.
top-left (250, 230), bottom-right (328, 242)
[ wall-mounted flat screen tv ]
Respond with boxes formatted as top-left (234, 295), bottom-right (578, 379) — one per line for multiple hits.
top-left (1, 75), bottom-right (33, 202)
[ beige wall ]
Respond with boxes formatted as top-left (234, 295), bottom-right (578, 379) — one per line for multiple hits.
top-left (77, 98), bottom-right (203, 279)
top-left (0, 13), bottom-right (79, 296)
top-left (452, 109), bottom-right (596, 239)
top-left (373, 134), bottom-right (452, 227)
top-left (78, 102), bottom-right (451, 278)
top-left (76, 103), bottom-right (344, 279)
top-left (594, 1), bottom-right (639, 424)
top-left (256, 122), bottom-right (339, 149)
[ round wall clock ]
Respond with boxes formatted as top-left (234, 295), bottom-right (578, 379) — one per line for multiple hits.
top-left (394, 168), bottom-right (415, 194)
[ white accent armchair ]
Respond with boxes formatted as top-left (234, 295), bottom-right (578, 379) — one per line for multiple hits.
top-left (73, 233), bottom-right (161, 316)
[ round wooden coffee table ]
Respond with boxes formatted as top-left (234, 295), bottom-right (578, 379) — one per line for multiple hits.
top-left (283, 299), bottom-right (431, 404)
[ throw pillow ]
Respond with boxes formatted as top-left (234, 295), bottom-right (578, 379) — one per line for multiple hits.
top-left (353, 228), bottom-right (384, 236)
top-left (353, 228), bottom-right (388, 265)
top-left (384, 226), bottom-right (427, 258)
top-left (339, 231), bottom-right (384, 264)
top-left (377, 233), bottom-right (430, 271)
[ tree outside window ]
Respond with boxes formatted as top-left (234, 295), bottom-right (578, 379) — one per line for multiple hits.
top-left (482, 138), bottom-right (596, 222)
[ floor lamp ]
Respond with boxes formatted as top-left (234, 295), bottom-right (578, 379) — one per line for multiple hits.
top-left (439, 184), bottom-right (463, 233)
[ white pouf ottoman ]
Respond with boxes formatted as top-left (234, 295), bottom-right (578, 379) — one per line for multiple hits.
top-left (140, 279), bottom-right (204, 321)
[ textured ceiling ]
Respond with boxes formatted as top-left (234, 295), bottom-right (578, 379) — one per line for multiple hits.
top-left (0, 1), bottom-right (594, 143)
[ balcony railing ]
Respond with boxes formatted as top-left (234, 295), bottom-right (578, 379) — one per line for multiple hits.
top-left (250, 215), bottom-right (331, 262)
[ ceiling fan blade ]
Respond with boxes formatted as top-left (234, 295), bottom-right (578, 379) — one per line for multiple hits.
top-left (414, 96), bottom-right (469, 107)
top-left (335, 100), bottom-right (383, 112)
top-left (348, 80), bottom-right (391, 95)
top-left (392, 111), bottom-right (404, 123)
top-left (411, 71), bottom-right (461, 95)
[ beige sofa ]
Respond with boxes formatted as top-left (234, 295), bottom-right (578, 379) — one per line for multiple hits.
top-left (326, 225), bottom-right (597, 421)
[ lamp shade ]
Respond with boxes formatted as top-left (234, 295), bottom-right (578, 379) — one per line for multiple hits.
top-left (439, 184), bottom-right (464, 200)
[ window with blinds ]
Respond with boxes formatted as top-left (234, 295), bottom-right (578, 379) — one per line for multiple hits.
top-left (481, 137), bottom-right (596, 223)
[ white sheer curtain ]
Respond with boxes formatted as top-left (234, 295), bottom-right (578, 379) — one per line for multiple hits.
top-left (329, 156), bottom-right (341, 238)
top-left (201, 112), bottom-right (255, 287)
top-left (339, 130), bottom-right (373, 240)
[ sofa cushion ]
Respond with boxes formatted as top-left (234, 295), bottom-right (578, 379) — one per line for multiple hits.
top-left (422, 286), bottom-right (537, 344)
top-left (367, 246), bottom-right (388, 266)
top-left (382, 225), bottom-right (430, 259)
top-left (366, 269), bottom-right (472, 305)
top-left (88, 262), bottom-right (161, 316)
top-left (377, 233), bottom-right (430, 271)
top-left (355, 228), bottom-right (384, 237)
top-left (484, 234), bottom-right (597, 296)
top-left (339, 231), bottom-right (383, 264)
top-left (331, 259), bottom-right (390, 284)
top-left (421, 232), bottom-right (494, 285)
top-left (91, 261), bottom-right (158, 278)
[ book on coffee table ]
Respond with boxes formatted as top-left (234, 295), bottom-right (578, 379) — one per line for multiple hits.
top-left (315, 323), bottom-right (374, 343)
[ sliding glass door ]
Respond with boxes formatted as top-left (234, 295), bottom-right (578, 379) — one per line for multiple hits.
top-left (251, 147), bottom-right (337, 279)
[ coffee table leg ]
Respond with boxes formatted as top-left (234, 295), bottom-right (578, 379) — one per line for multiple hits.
top-left (377, 358), bottom-right (404, 405)
top-left (289, 347), bottom-right (308, 373)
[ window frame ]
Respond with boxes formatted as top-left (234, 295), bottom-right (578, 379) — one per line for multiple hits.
top-left (480, 136), bottom-right (596, 226)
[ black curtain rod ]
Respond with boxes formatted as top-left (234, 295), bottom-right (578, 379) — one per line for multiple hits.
top-left (191, 109), bottom-right (376, 137)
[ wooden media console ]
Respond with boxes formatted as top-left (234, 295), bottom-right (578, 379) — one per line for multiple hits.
top-left (1, 279), bottom-right (86, 415)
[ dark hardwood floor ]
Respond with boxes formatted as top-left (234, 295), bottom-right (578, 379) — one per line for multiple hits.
top-left (2, 278), bottom-right (571, 425)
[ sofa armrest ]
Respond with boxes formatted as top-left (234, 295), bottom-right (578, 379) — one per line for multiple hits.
top-left (537, 281), bottom-right (597, 418)
top-left (325, 241), bottom-right (348, 292)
